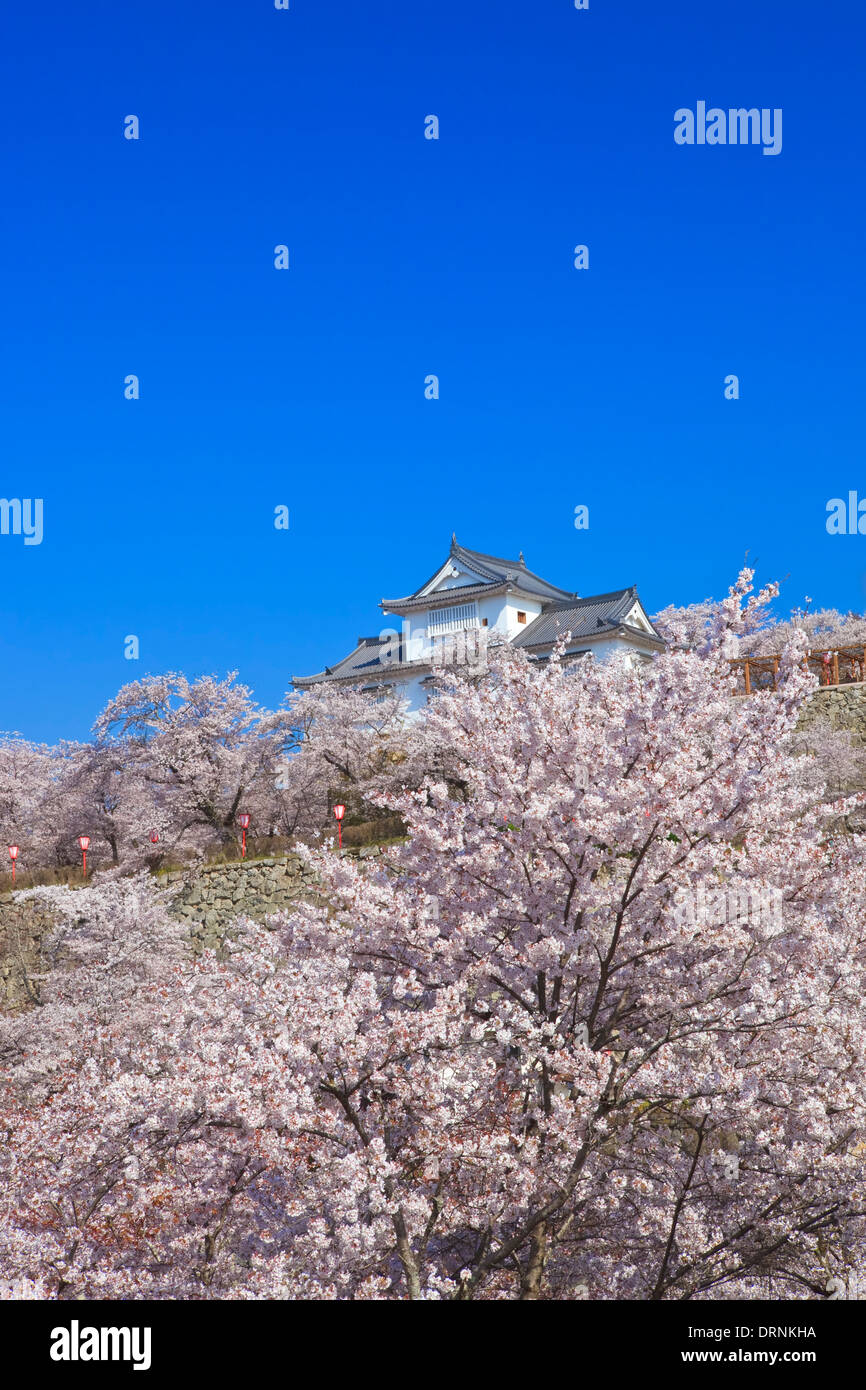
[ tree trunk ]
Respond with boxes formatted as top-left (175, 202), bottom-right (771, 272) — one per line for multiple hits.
top-left (520, 1221), bottom-right (548, 1300)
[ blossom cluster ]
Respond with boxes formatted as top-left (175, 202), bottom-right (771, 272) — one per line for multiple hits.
top-left (1, 572), bottom-right (865, 1300)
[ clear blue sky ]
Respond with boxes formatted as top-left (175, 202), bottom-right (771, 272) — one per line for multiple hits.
top-left (1, 0), bottom-right (864, 741)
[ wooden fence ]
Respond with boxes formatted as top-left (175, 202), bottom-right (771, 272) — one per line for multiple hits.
top-left (730, 645), bottom-right (866, 695)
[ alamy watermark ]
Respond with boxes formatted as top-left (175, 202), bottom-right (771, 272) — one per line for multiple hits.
top-left (826, 493), bottom-right (866, 535)
top-left (674, 103), bottom-right (782, 157)
top-left (0, 497), bottom-right (43, 545)
top-left (712, 1149), bottom-right (740, 1182)
top-left (50, 1320), bottom-right (151, 1371)
top-left (431, 628), bottom-right (488, 677)
top-left (672, 882), bottom-right (784, 931)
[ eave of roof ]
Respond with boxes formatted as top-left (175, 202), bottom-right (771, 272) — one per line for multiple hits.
top-left (515, 624), bottom-right (666, 651)
top-left (380, 577), bottom-right (573, 614)
top-left (293, 666), bottom-right (433, 688)
top-left (293, 640), bottom-right (435, 687)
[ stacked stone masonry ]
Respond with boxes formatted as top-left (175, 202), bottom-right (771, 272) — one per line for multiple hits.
top-left (0, 847), bottom-right (382, 1011)
top-left (794, 682), bottom-right (866, 741)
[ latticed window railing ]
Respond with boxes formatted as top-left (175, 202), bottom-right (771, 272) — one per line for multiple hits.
top-left (427, 602), bottom-right (479, 637)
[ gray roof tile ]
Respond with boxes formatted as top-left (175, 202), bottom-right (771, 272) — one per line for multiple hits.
top-left (513, 588), bottom-right (663, 647)
top-left (293, 545), bottom-right (664, 686)
top-left (383, 538), bottom-right (575, 608)
top-left (293, 636), bottom-right (423, 687)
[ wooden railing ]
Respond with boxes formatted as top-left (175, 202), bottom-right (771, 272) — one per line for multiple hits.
top-left (730, 645), bottom-right (866, 695)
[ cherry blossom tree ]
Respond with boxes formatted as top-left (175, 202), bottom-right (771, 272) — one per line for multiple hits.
top-left (743, 604), bottom-right (866, 657)
top-left (788, 719), bottom-right (866, 803)
top-left (652, 576), bottom-right (778, 653)
top-left (0, 736), bottom-right (58, 871)
top-left (654, 583), bottom-right (866, 801)
top-left (273, 683), bottom-right (412, 838)
top-left (0, 872), bottom-right (190, 1295)
top-left (0, 674), bottom-right (419, 878)
top-left (653, 588), bottom-right (866, 658)
top-left (0, 734), bottom-right (162, 877)
top-left (93, 672), bottom-right (293, 860)
top-left (2, 572), bottom-right (866, 1300)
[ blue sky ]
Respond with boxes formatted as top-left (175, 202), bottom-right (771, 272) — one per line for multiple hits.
top-left (1, 0), bottom-right (864, 740)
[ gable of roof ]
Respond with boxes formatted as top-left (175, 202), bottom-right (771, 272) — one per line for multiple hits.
top-left (382, 534), bottom-right (575, 609)
top-left (513, 587), bottom-right (665, 648)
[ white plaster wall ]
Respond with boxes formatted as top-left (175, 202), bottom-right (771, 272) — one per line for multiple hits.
top-left (563, 638), bottom-right (651, 666)
top-left (383, 670), bottom-right (430, 718)
top-left (500, 597), bottom-right (543, 639)
top-left (396, 593), bottom-right (545, 663)
top-left (435, 563), bottom-right (486, 592)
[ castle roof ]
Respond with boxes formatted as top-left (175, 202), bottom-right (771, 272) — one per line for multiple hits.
top-left (292, 636), bottom-right (426, 688)
top-left (380, 535), bottom-right (575, 613)
top-left (513, 587), bottom-right (665, 649)
top-left (292, 539), bottom-right (663, 688)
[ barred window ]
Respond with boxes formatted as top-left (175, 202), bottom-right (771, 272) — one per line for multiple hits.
top-left (427, 602), bottom-right (479, 636)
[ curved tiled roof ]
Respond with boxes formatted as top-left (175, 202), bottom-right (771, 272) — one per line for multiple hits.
top-left (293, 541), bottom-right (664, 687)
top-left (293, 635), bottom-right (424, 687)
top-left (513, 587), bottom-right (665, 648)
top-left (448, 540), bottom-right (575, 599)
top-left (382, 537), bottom-right (575, 610)
top-left (381, 579), bottom-right (561, 614)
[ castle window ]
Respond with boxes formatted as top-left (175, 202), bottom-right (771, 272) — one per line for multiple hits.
top-left (516, 611), bottom-right (527, 624)
top-left (428, 602), bottom-right (479, 637)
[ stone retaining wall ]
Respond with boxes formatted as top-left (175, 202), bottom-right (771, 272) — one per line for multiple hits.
top-left (0, 847), bottom-right (383, 1011)
top-left (796, 683), bottom-right (866, 741)
top-left (0, 897), bottom-right (57, 1011)
top-left (163, 847), bottom-right (379, 950)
